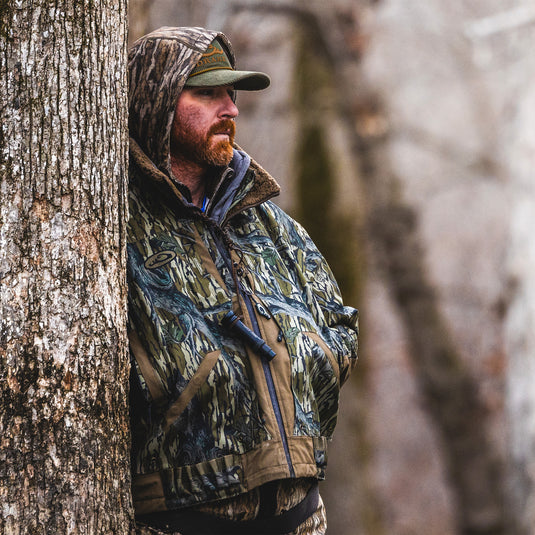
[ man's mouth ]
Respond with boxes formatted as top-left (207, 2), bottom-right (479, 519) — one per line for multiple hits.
top-left (209, 121), bottom-right (235, 141)
top-left (214, 126), bottom-right (233, 136)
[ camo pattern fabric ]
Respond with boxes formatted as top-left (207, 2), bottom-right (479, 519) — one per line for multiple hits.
top-left (127, 26), bottom-right (359, 516)
top-left (138, 480), bottom-right (327, 534)
top-left (293, 497), bottom-right (327, 535)
top-left (139, 496), bottom-right (325, 535)
top-left (128, 167), bottom-right (359, 508)
top-left (230, 201), bottom-right (359, 437)
top-left (192, 477), bottom-right (313, 519)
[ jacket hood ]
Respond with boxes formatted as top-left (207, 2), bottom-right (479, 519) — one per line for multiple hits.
top-left (128, 26), bottom-right (231, 175)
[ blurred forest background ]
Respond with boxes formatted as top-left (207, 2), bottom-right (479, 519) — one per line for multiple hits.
top-left (128, 1), bottom-right (535, 534)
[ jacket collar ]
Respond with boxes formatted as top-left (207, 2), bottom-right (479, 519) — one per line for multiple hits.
top-left (129, 137), bottom-right (280, 221)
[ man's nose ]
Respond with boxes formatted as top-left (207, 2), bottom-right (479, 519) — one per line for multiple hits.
top-left (221, 92), bottom-right (239, 119)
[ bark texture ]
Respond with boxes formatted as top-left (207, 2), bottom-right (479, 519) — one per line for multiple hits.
top-left (0, 2), bottom-right (131, 533)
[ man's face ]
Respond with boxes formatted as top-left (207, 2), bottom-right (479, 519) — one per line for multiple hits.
top-left (170, 86), bottom-right (239, 168)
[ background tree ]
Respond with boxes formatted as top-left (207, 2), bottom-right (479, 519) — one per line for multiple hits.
top-left (0, 2), bottom-right (132, 534)
top-left (504, 69), bottom-right (535, 535)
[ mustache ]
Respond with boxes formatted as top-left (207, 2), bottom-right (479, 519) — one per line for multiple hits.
top-left (208, 120), bottom-right (236, 138)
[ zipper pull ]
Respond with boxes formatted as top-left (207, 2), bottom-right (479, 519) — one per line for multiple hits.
top-left (222, 311), bottom-right (276, 361)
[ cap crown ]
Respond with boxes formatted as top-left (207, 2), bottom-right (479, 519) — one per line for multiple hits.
top-left (188, 39), bottom-right (232, 78)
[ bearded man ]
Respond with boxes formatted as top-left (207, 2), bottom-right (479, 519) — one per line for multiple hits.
top-left (127, 27), bottom-right (359, 535)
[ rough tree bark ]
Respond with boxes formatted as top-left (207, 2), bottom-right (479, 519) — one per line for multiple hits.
top-left (0, 2), bottom-right (132, 534)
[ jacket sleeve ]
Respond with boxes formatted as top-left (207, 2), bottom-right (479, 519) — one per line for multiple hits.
top-left (299, 223), bottom-right (359, 385)
top-left (262, 202), bottom-right (359, 385)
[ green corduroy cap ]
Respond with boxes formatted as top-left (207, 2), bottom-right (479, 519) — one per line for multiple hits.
top-left (185, 38), bottom-right (270, 91)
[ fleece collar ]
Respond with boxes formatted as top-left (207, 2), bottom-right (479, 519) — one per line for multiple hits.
top-left (129, 138), bottom-right (280, 222)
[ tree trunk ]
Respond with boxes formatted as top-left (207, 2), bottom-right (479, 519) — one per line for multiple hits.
top-left (504, 72), bottom-right (535, 535)
top-left (0, 2), bottom-right (131, 533)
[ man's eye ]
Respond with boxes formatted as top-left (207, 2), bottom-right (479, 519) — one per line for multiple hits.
top-left (197, 89), bottom-right (215, 97)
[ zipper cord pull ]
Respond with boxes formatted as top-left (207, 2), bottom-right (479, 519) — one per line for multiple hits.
top-left (222, 311), bottom-right (276, 361)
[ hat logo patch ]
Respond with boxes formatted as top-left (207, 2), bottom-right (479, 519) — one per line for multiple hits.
top-left (203, 43), bottom-right (225, 57)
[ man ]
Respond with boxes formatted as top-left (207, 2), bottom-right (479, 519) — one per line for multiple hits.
top-left (127, 27), bottom-right (359, 535)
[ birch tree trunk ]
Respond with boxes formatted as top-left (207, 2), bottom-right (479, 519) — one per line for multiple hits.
top-left (0, 2), bottom-right (132, 533)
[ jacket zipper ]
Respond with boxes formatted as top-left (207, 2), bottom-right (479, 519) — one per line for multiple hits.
top-left (241, 289), bottom-right (295, 478)
top-left (206, 223), bottom-right (295, 477)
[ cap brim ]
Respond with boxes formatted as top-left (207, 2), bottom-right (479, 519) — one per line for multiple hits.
top-left (185, 69), bottom-right (270, 91)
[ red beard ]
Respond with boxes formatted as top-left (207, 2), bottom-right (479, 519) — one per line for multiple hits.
top-left (171, 118), bottom-right (236, 168)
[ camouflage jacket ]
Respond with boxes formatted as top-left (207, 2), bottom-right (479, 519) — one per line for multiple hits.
top-left (127, 27), bottom-right (359, 515)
